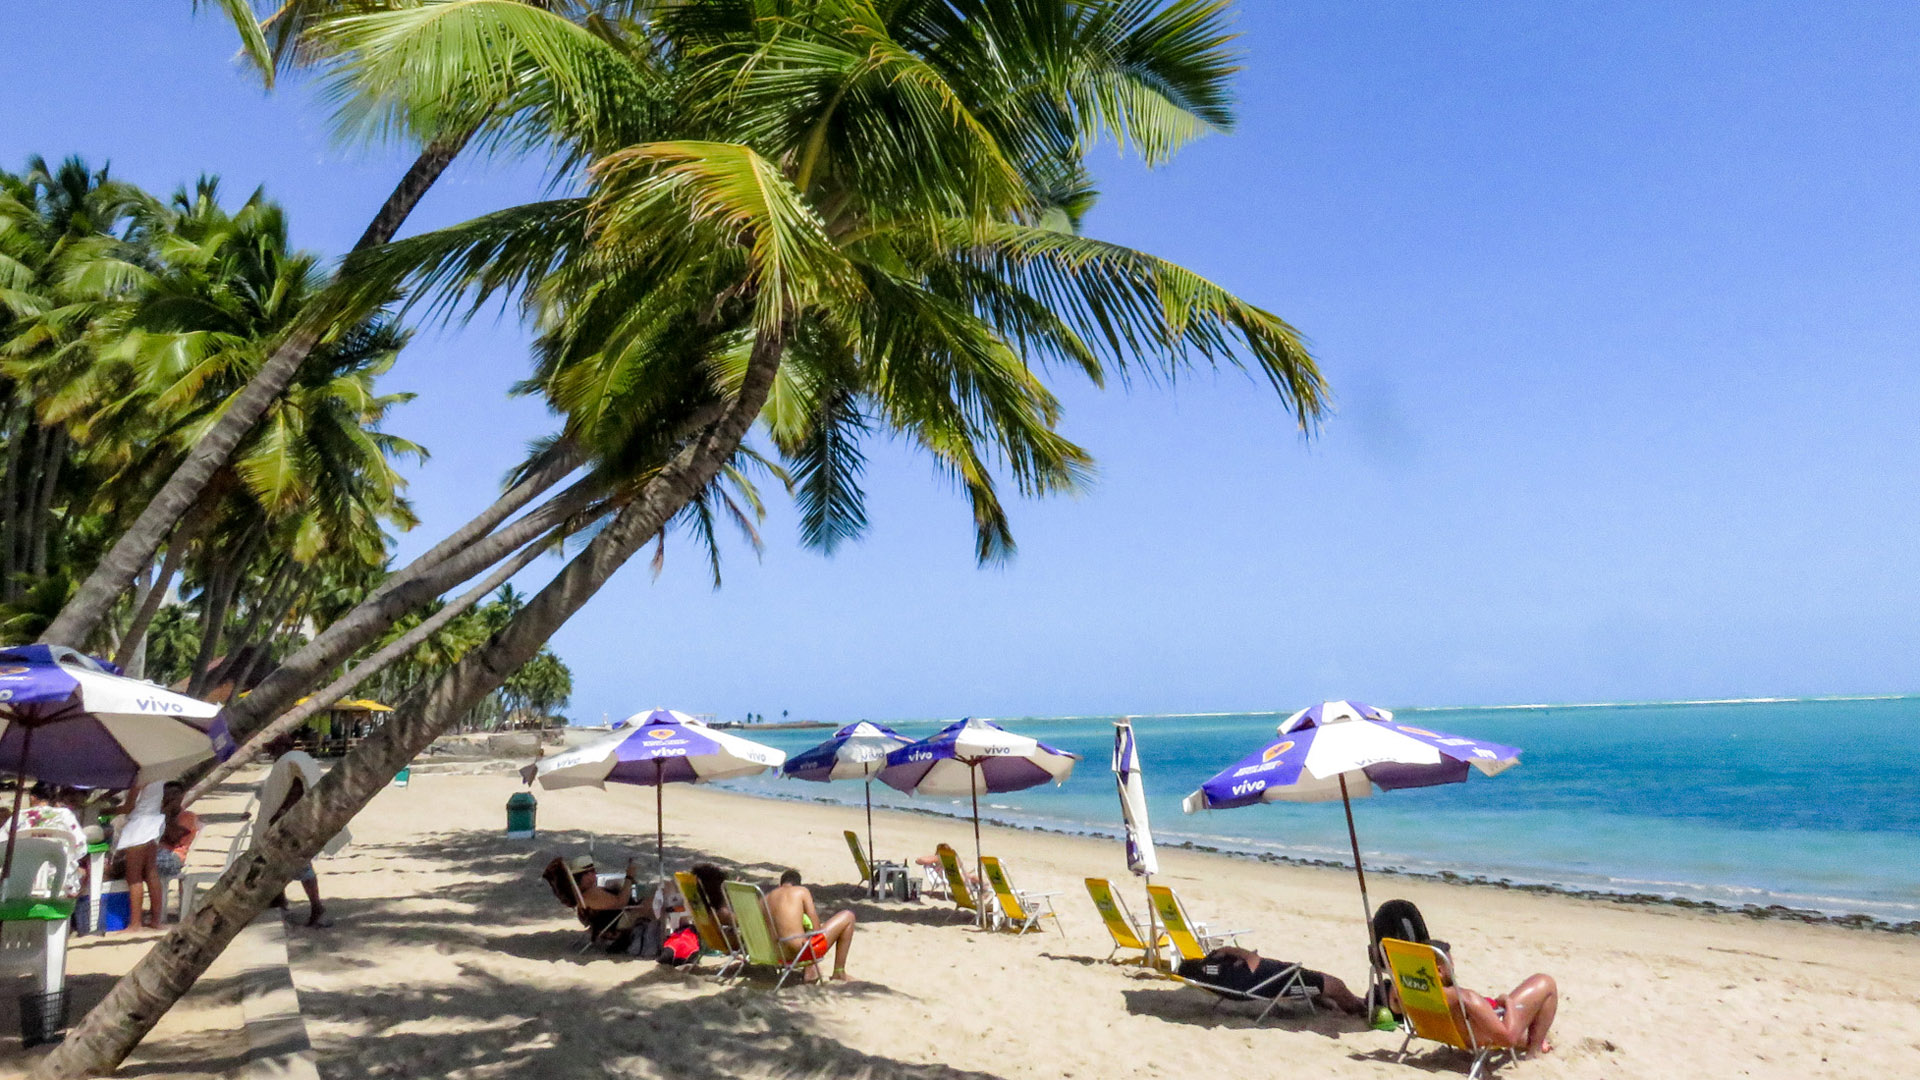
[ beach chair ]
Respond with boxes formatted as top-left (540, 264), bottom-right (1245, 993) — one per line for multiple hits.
top-left (935, 844), bottom-right (979, 921)
top-left (722, 880), bottom-right (824, 991)
top-left (979, 857), bottom-right (1063, 936)
top-left (1166, 947), bottom-right (1315, 1023)
top-left (171, 811), bottom-right (254, 922)
top-left (1084, 878), bottom-right (1164, 964)
top-left (1145, 884), bottom-right (1248, 962)
top-left (1381, 938), bottom-right (1510, 1079)
top-left (541, 857), bottom-right (646, 953)
top-left (845, 831), bottom-right (874, 887)
top-left (0, 837), bottom-right (77, 999)
top-left (674, 870), bottom-right (744, 978)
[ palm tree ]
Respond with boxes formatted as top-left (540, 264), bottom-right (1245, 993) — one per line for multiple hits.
top-left (38, 3), bottom-right (1326, 1073)
top-left (37, 0), bottom-right (633, 647)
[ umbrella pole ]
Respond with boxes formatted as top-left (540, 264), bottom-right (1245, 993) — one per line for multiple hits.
top-left (3, 725), bottom-right (33, 881)
top-left (655, 760), bottom-right (665, 881)
top-left (1339, 774), bottom-right (1372, 927)
top-left (1145, 872), bottom-right (1159, 970)
top-left (864, 777), bottom-right (875, 874)
top-left (971, 765), bottom-right (985, 929)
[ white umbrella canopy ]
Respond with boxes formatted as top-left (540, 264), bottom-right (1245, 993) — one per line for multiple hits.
top-left (522, 709), bottom-right (785, 875)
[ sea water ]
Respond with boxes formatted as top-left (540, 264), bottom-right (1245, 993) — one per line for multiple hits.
top-left (710, 697), bottom-right (1920, 922)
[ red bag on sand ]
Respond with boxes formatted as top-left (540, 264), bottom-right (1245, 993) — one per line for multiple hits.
top-left (659, 926), bottom-right (699, 965)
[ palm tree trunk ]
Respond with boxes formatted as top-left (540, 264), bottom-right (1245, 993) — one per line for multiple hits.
top-left (113, 514), bottom-right (204, 671)
top-left (27, 426), bottom-right (66, 579)
top-left (208, 556), bottom-right (294, 688)
top-left (187, 523), bottom-right (262, 697)
top-left (182, 525), bottom-right (558, 805)
top-left (213, 472), bottom-right (601, 746)
top-left (2, 411), bottom-right (31, 602)
top-left (35, 333), bottom-right (784, 1080)
top-left (38, 131), bottom-right (476, 650)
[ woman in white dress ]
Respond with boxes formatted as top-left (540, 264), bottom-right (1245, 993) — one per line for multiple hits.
top-left (115, 781), bottom-right (166, 930)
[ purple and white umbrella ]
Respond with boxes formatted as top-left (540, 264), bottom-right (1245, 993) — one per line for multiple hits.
top-left (0, 644), bottom-right (221, 875)
top-left (523, 709), bottom-right (784, 874)
top-left (879, 717), bottom-right (1079, 923)
top-left (1182, 700), bottom-right (1519, 941)
top-left (783, 722), bottom-right (913, 868)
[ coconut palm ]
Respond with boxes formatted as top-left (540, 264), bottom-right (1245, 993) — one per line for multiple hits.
top-left (38, 0), bottom-right (650, 647)
top-left (39, 3), bottom-right (1326, 1074)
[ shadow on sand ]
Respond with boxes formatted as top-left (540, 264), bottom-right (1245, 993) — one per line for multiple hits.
top-left (291, 827), bottom-right (1010, 1080)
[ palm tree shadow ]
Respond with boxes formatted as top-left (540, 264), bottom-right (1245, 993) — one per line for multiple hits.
top-left (289, 826), bottom-right (999, 1080)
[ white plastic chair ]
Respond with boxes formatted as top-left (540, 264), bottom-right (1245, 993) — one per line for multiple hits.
top-left (0, 837), bottom-right (77, 994)
top-left (170, 797), bottom-right (257, 922)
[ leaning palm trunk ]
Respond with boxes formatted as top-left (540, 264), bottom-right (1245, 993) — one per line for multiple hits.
top-left (182, 522), bottom-right (568, 805)
top-left (38, 133), bottom-right (474, 650)
top-left (35, 334), bottom-right (782, 1080)
top-left (211, 471), bottom-right (601, 751)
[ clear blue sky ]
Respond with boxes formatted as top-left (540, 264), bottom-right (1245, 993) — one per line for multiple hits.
top-left (8, 2), bottom-right (1919, 723)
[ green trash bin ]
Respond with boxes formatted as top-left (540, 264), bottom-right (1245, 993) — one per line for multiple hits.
top-left (506, 791), bottom-right (537, 838)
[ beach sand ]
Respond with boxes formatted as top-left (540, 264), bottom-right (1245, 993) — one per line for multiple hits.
top-left (267, 771), bottom-right (1917, 1080)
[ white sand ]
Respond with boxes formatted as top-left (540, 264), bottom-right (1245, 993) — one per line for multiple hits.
top-left (268, 772), bottom-right (1920, 1080)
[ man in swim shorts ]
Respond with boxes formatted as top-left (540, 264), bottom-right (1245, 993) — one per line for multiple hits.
top-left (1208, 945), bottom-right (1369, 1014)
top-left (766, 869), bottom-right (856, 982)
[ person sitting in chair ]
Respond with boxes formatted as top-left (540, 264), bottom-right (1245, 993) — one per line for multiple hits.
top-left (1425, 942), bottom-right (1559, 1056)
top-left (543, 855), bottom-right (639, 939)
top-left (766, 869), bottom-right (856, 982)
top-left (1206, 945), bottom-right (1369, 1015)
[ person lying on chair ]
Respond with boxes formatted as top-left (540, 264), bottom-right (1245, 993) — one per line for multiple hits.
top-left (1422, 941), bottom-right (1559, 1056)
top-left (766, 869), bottom-right (857, 982)
top-left (1209, 945), bottom-right (1369, 1015)
top-left (544, 855), bottom-right (639, 937)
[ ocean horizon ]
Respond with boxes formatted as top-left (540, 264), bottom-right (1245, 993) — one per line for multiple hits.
top-left (701, 695), bottom-right (1920, 923)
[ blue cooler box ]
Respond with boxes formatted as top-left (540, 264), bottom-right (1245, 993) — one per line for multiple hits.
top-left (73, 888), bottom-right (131, 933)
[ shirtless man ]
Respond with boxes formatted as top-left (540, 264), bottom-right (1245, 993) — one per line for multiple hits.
top-left (765, 869), bottom-right (856, 982)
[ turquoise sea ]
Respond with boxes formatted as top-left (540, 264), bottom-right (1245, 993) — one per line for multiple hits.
top-left (710, 697), bottom-right (1920, 922)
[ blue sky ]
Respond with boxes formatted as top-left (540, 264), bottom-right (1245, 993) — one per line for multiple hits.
top-left (8, 3), bottom-right (1919, 723)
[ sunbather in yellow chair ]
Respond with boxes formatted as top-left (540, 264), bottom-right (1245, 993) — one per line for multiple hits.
top-left (935, 844), bottom-right (979, 922)
top-left (1381, 938), bottom-right (1511, 1078)
top-left (674, 869), bottom-right (742, 978)
top-left (980, 857), bottom-right (1063, 936)
top-left (723, 880), bottom-right (824, 992)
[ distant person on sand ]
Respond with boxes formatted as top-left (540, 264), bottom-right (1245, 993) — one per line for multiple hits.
top-left (114, 780), bottom-right (167, 929)
top-left (157, 782), bottom-right (200, 883)
top-left (256, 737), bottom-right (350, 928)
top-left (766, 869), bottom-right (856, 982)
top-left (1204, 945), bottom-right (1369, 1014)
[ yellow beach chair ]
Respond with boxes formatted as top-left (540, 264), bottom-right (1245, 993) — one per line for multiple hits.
top-left (1084, 878), bottom-right (1165, 964)
top-left (1381, 938), bottom-right (1509, 1078)
top-left (1146, 885), bottom-right (1311, 1022)
top-left (844, 831), bottom-right (874, 887)
top-left (1145, 884), bottom-right (1248, 962)
top-left (935, 844), bottom-right (979, 921)
top-left (722, 880), bottom-right (824, 992)
top-left (674, 870), bottom-right (743, 979)
top-left (980, 857), bottom-right (1063, 936)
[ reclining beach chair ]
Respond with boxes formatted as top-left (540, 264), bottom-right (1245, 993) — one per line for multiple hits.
top-left (935, 844), bottom-right (979, 922)
top-left (1145, 884), bottom-right (1248, 962)
top-left (541, 857), bottom-right (646, 953)
top-left (1167, 948), bottom-right (1316, 1022)
top-left (1369, 898), bottom-right (1431, 1016)
top-left (1380, 938), bottom-right (1510, 1079)
top-left (722, 880), bottom-right (824, 991)
top-left (980, 857), bottom-right (1063, 936)
top-left (674, 870), bottom-right (744, 978)
top-left (845, 831), bottom-right (874, 887)
top-left (1085, 878), bottom-right (1164, 964)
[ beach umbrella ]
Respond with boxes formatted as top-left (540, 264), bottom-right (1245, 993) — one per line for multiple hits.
top-left (1113, 717), bottom-right (1162, 964)
top-left (1181, 700), bottom-right (1520, 932)
top-left (782, 722), bottom-right (913, 869)
top-left (878, 717), bottom-right (1080, 924)
top-left (0, 644), bottom-right (221, 875)
top-left (521, 708), bottom-right (785, 876)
